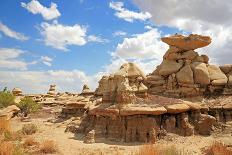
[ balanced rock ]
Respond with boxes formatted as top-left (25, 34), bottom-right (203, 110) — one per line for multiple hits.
top-left (12, 88), bottom-right (23, 96)
top-left (161, 34), bottom-right (211, 50)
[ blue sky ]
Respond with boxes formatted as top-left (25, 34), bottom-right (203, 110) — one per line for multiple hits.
top-left (0, 0), bottom-right (178, 74)
top-left (0, 0), bottom-right (231, 93)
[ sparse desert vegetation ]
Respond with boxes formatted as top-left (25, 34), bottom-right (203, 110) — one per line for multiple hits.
top-left (39, 140), bottom-right (58, 154)
top-left (21, 123), bottom-right (38, 135)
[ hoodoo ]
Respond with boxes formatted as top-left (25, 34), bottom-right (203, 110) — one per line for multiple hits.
top-left (65, 34), bottom-right (232, 143)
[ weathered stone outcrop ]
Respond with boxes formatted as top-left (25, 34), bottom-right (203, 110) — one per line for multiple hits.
top-left (146, 34), bottom-right (230, 97)
top-left (12, 88), bottom-right (23, 96)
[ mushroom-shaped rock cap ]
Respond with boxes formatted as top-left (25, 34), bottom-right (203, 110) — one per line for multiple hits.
top-left (115, 62), bottom-right (146, 79)
top-left (82, 84), bottom-right (91, 93)
top-left (12, 87), bottom-right (22, 93)
top-left (161, 34), bottom-right (211, 50)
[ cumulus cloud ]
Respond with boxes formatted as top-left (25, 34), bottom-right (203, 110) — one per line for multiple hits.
top-left (113, 28), bottom-right (168, 60)
top-left (113, 31), bottom-right (127, 37)
top-left (41, 56), bottom-right (53, 66)
top-left (100, 29), bottom-right (168, 75)
top-left (109, 1), bottom-right (151, 22)
top-left (21, 0), bottom-right (61, 20)
top-left (0, 48), bottom-right (28, 70)
top-left (0, 22), bottom-right (28, 41)
top-left (40, 22), bottom-right (87, 51)
top-left (133, 0), bottom-right (232, 64)
top-left (0, 70), bottom-right (94, 93)
top-left (87, 35), bottom-right (109, 43)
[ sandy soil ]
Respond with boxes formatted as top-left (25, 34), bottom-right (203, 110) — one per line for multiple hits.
top-left (10, 109), bottom-right (232, 155)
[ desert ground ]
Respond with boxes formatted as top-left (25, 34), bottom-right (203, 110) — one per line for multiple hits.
top-left (7, 106), bottom-right (232, 155)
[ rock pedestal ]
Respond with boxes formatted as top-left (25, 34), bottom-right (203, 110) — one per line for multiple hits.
top-left (47, 84), bottom-right (57, 96)
top-left (146, 34), bottom-right (230, 97)
top-left (12, 88), bottom-right (23, 96)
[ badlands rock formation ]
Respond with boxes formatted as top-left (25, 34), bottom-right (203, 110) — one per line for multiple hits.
top-left (146, 34), bottom-right (230, 97)
top-left (71, 34), bottom-right (232, 143)
top-left (9, 34), bottom-right (231, 144)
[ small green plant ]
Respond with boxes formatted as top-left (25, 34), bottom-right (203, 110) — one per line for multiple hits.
top-left (17, 97), bottom-right (40, 116)
top-left (0, 88), bottom-right (15, 108)
top-left (21, 124), bottom-right (38, 135)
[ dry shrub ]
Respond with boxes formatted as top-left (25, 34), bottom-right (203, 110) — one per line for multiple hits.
top-left (0, 141), bottom-right (24, 155)
top-left (0, 116), bottom-right (10, 132)
top-left (21, 124), bottom-right (37, 135)
top-left (40, 140), bottom-right (57, 154)
top-left (24, 137), bottom-right (38, 147)
top-left (0, 141), bottom-right (14, 155)
top-left (3, 130), bottom-right (23, 141)
top-left (137, 144), bottom-right (185, 155)
top-left (204, 141), bottom-right (232, 155)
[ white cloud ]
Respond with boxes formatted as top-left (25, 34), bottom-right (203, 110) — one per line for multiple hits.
top-left (133, 0), bottom-right (232, 65)
top-left (144, 25), bottom-right (152, 30)
top-left (0, 22), bottom-right (28, 41)
top-left (41, 56), bottom-right (53, 66)
top-left (113, 31), bottom-right (127, 37)
top-left (0, 48), bottom-right (28, 70)
top-left (0, 70), bottom-right (98, 94)
top-left (40, 22), bottom-right (87, 51)
top-left (109, 1), bottom-right (151, 22)
top-left (21, 0), bottom-right (61, 20)
top-left (87, 35), bottom-right (109, 43)
top-left (113, 29), bottom-right (168, 60)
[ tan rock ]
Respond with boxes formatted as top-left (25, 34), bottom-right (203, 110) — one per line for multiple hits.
top-left (159, 59), bottom-right (183, 76)
top-left (191, 62), bottom-right (210, 85)
top-left (176, 65), bottom-right (194, 84)
top-left (0, 105), bottom-right (20, 120)
top-left (165, 104), bottom-right (190, 114)
top-left (208, 65), bottom-right (228, 85)
top-left (116, 62), bottom-right (146, 79)
top-left (219, 64), bottom-right (232, 74)
top-left (184, 101), bottom-right (201, 110)
top-left (228, 71), bottom-right (232, 86)
top-left (161, 34), bottom-right (211, 50)
top-left (146, 75), bottom-right (164, 81)
top-left (82, 84), bottom-right (91, 93)
top-left (120, 106), bottom-right (167, 116)
top-left (146, 80), bottom-right (166, 86)
top-left (12, 88), bottom-right (23, 96)
top-left (193, 55), bottom-right (209, 63)
top-left (164, 50), bottom-right (198, 61)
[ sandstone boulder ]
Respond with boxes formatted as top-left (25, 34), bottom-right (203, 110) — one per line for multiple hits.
top-left (165, 104), bottom-right (190, 114)
top-left (191, 62), bottom-right (210, 85)
top-left (219, 64), bottom-right (232, 74)
top-left (82, 84), bottom-right (91, 93)
top-left (208, 65), bottom-right (228, 85)
top-left (0, 105), bottom-right (20, 120)
top-left (161, 34), bottom-right (211, 50)
top-left (12, 88), bottom-right (23, 96)
top-left (197, 114), bottom-right (216, 135)
top-left (159, 59), bottom-right (183, 76)
top-left (228, 71), bottom-right (232, 86)
top-left (116, 62), bottom-right (146, 79)
top-left (176, 65), bottom-right (194, 84)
